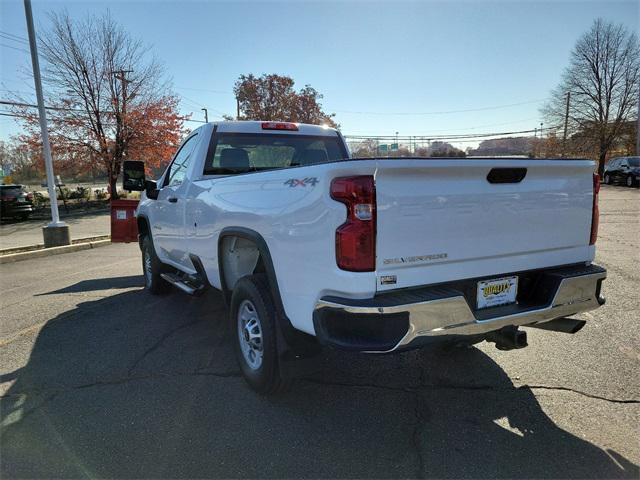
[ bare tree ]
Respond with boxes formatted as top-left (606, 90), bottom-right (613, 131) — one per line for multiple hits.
top-left (13, 11), bottom-right (185, 197)
top-left (542, 19), bottom-right (639, 175)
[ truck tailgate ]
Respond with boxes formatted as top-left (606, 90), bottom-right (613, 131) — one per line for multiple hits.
top-left (374, 158), bottom-right (595, 291)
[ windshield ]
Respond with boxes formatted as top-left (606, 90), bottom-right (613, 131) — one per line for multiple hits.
top-left (628, 157), bottom-right (640, 167)
top-left (204, 133), bottom-right (347, 175)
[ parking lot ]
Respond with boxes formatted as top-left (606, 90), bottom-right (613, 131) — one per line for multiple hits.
top-left (0, 185), bottom-right (638, 478)
top-left (0, 211), bottom-right (110, 250)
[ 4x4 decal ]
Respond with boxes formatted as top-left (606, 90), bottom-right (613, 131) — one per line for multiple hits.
top-left (284, 177), bottom-right (319, 188)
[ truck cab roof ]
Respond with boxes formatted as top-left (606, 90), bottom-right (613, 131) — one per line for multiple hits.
top-left (212, 120), bottom-right (340, 137)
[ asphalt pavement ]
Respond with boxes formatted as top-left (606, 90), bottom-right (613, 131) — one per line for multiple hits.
top-left (0, 185), bottom-right (638, 478)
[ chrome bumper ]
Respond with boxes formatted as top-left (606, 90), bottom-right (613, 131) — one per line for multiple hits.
top-left (314, 265), bottom-right (606, 353)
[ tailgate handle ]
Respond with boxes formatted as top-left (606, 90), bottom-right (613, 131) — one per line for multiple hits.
top-left (487, 168), bottom-right (527, 184)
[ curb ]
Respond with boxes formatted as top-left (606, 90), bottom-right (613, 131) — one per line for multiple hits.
top-left (0, 239), bottom-right (112, 264)
top-left (0, 235), bottom-right (111, 256)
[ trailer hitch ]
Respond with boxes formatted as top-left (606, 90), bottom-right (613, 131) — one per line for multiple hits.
top-left (486, 326), bottom-right (528, 351)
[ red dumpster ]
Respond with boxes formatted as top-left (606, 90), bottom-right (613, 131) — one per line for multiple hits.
top-left (110, 199), bottom-right (139, 243)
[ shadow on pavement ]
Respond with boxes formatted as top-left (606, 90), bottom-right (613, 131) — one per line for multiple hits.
top-left (1, 282), bottom-right (637, 478)
top-left (35, 276), bottom-right (143, 295)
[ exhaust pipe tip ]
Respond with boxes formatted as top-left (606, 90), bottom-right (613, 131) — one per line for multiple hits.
top-left (529, 317), bottom-right (586, 334)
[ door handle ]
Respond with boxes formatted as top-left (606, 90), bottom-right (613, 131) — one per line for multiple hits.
top-left (168, 197), bottom-right (178, 203)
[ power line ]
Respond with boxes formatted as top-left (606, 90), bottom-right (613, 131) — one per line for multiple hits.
top-left (0, 30), bottom-right (29, 43)
top-left (1, 99), bottom-right (87, 113)
top-left (0, 42), bottom-right (30, 54)
top-left (176, 86), bottom-right (232, 95)
top-left (0, 111), bottom-right (28, 118)
top-left (344, 126), bottom-right (560, 142)
top-left (178, 93), bottom-right (228, 117)
top-left (0, 100), bottom-right (205, 123)
top-left (332, 99), bottom-right (545, 116)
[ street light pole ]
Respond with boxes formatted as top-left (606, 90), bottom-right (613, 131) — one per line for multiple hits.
top-left (23, 0), bottom-right (70, 247)
top-left (636, 83), bottom-right (640, 155)
top-left (201, 108), bottom-right (208, 123)
top-left (562, 91), bottom-right (571, 157)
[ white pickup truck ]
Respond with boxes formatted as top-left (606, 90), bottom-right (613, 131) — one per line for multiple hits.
top-left (124, 120), bottom-right (606, 393)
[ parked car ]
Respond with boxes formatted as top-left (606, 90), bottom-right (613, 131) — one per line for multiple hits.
top-left (125, 121), bottom-right (606, 393)
top-left (0, 185), bottom-right (34, 220)
top-left (603, 156), bottom-right (640, 187)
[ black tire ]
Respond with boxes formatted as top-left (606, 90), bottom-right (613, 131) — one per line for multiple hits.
top-left (626, 175), bottom-right (635, 188)
top-left (230, 274), bottom-right (289, 394)
top-left (141, 235), bottom-right (170, 294)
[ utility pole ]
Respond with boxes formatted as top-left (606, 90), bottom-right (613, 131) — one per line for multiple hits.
top-left (236, 97), bottom-right (240, 120)
top-left (113, 69), bottom-right (133, 111)
top-left (636, 84), bottom-right (639, 155)
top-left (112, 69), bottom-right (132, 199)
top-left (201, 108), bottom-right (208, 123)
top-left (23, 0), bottom-right (69, 247)
top-left (562, 91), bottom-right (571, 157)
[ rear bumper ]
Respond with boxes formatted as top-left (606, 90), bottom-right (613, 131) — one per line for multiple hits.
top-left (313, 264), bottom-right (606, 352)
top-left (0, 203), bottom-right (34, 216)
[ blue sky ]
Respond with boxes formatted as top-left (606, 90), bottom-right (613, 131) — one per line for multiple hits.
top-left (1, 0), bottom-right (638, 148)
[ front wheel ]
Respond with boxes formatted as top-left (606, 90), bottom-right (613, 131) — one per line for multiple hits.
top-left (604, 174), bottom-right (610, 185)
top-left (141, 235), bottom-right (170, 294)
top-left (230, 274), bottom-right (289, 394)
top-left (626, 175), bottom-right (636, 188)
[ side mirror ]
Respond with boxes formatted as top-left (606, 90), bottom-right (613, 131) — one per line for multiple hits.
top-left (123, 160), bottom-right (146, 191)
top-left (145, 179), bottom-right (159, 200)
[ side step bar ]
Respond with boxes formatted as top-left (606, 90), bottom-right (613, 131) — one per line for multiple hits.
top-left (160, 272), bottom-right (207, 296)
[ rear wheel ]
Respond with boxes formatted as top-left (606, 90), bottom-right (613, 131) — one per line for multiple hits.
top-left (626, 175), bottom-right (635, 187)
top-left (141, 235), bottom-right (170, 294)
top-left (230, 274), bottom-right (289, 394)
top-left (604, 174), bottom-right (610, 185)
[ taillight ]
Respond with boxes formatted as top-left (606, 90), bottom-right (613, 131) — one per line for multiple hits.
top-left (330, 175), bottom-right (376, 271)
top-left (590, 172), bottom-right (600, 245)
top-left (261, 121), bottom-right (298, 131)
top-left (27, 193), bottom-right (33, 201)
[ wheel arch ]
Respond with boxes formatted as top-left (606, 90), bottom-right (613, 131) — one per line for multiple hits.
top-left (217, 227), bottom-right (319, 360)
top-left (136, 214), bottom-right (151, 250)
top-left (217, 227), bottom-right (284, 315)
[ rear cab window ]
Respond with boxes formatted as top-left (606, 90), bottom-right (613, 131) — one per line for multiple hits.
top-left (203, 133), bottom-right (347, 175)
top-left (0, 186), bottom-right (25, 198)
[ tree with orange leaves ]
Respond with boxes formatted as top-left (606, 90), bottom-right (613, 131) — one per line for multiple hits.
top-left (234, 74), bottom-right (337, 128)
top-left (12, 12), bottom-right (186, 198)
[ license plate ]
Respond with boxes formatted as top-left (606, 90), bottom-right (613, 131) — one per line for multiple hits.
top-left (477, 276), bottom-right (518, 309)
top-left (17, 197), bottom-right (26, 202)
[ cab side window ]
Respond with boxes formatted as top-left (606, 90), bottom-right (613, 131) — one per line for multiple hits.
top-left (165, 134), bottom-right (199, 187)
